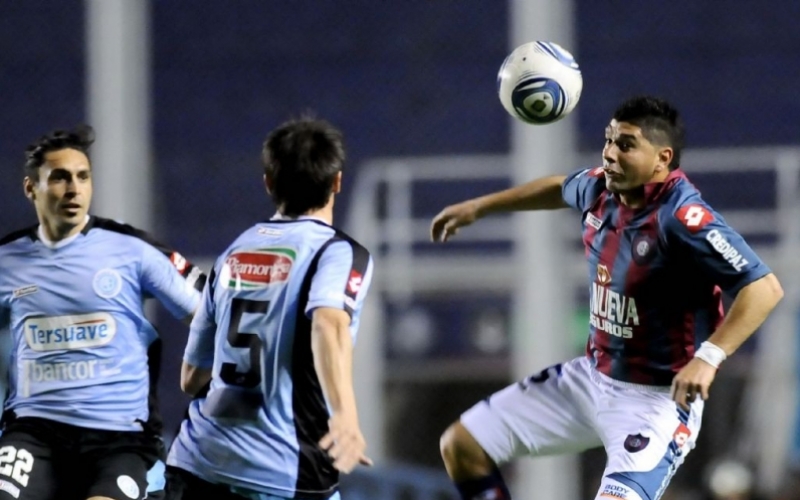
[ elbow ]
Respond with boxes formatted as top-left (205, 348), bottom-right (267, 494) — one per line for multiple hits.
top-left (180, 363), bottom-right (210, 396)
top-left (769, 274), bottom-right (785, 304)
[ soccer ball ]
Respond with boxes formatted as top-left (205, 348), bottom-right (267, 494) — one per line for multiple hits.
top-left (497, 41), bottom-right (582, 125)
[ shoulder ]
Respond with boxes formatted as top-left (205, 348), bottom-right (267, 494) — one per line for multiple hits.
top-left (87, 216), bottom-right (175, 255)
top-left (658, 177), bottom-right (716, 233)
top-left (0, 225), bottom-right (36, 249)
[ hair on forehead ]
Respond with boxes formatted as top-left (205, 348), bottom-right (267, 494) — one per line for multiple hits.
top-left (24, 125), bottom-right (95, 180)
top-left (612, 96), bottom-right (685, 169)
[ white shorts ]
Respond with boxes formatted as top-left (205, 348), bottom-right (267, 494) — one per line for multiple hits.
top-left (461, 357), bottom-right (703, 500)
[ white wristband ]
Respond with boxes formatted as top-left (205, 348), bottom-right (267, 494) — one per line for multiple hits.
top-left (694, 341), bottom-right (727, 369)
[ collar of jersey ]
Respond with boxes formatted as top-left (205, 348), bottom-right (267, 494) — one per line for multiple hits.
top-left (614, 168), bottom-right (688, 206)
top-left (36, 215), bottom-right (92, 249)
top-left (268, 212), bottom-right (331, 225)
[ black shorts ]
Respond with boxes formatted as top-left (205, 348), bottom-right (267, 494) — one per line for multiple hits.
top-left (0, 416), bottom-right (160, 500)
top-left (165, 466), bottom-right (247, 500)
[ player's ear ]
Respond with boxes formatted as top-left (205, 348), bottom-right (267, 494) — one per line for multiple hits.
top-left (655, 147), bottom-right (673, 173)
top-left (23, 176), bottom-right (36, 202)
top-left (332, 171), bottom-right (342, 194)
top-left (263, 173), bottom-right (274, 195)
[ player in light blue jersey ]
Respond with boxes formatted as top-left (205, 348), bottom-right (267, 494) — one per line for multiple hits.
top-left (166, 117), bottom-right (374, 500)
top-left (0, 126), bottom-right (204, 500)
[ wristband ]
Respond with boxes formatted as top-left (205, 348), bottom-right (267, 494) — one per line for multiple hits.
top-left (694, 341), bottom-right (727, 369)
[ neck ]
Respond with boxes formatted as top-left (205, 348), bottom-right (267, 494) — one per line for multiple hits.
top-left (618, 169), bottom-right (671, 209)
top-left (618, 188), bottom-right (646, 209)
top-left (277, 201), bottom-right (334, 225)
top-left (39, 216), bottom-right (89, 243)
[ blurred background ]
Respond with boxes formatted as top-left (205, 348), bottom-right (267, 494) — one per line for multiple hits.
top-left (2, 1), bottom-right (800, 499)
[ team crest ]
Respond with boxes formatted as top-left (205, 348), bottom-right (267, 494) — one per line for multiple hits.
top-left (596, 264), bottom-right (611, 285)
top-left (631, 235), bottom-right (656, 265)
top-left (221, 247), bottom-right (295, 290)
top-left (93, 268), bottom-right (123, 299)
top-left (624, 433), bottom-right (650, 453)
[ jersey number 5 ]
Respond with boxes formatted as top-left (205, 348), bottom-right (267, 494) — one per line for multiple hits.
top-left (220, 298), bottom-right (269, 388)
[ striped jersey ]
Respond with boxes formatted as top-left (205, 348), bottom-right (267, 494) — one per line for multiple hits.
top-left (0, 216), bottom-right (203, 430)
top-left (167, 217), bottom-right (374, 499)
top-left (563, 167), bottom-right (771, 386)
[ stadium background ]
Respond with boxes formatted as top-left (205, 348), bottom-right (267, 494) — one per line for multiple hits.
top-left (1, 1), bottom-right (800, 499)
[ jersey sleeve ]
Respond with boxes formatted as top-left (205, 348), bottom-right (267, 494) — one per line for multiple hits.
top-left (183, 266), bottom-right (218, 369)
top-left (664, 202), bottom-right (772, 295)
top-left (305, 240), bottom-right (374, 340)
top-left (561, 166), bottom-right (606, 211)
top-left (140, 243), bottom-right (201, 319)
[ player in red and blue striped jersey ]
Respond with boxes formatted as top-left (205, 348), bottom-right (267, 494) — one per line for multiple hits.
top-left (431, 96), bottom-right (784, 500)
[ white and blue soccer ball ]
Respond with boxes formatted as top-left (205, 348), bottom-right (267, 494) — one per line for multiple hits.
top-left (497, 41), bottom-right (582, 125)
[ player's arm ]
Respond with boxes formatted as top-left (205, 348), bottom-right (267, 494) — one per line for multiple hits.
top-left (705, 273), bottom-right (783, 355)
top-left (180, 267), bottom-right (218, 396)
top-left (307, 240), bottom-right (374, 473)
top-left (666, 203), bottom-right (783, 409)
top-left (312, 307), bottom-right (370, 472)
top-left (140, 243), bottom-right (202, 322)
top-left (430, 166), bottom-right (607, 242)
top-left (430, 175), bottom-right (567, 242)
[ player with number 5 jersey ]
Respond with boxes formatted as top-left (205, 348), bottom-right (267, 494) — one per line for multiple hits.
top-left (167, 117), bottom-right (374, 500)
top-left (430, 96), bottom-right (784, 500)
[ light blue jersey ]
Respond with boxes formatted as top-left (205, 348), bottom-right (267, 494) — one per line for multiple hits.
top-left (0, 216), bottom-right (201, 431)
top-left (168, 217), bottom-right (373, 499)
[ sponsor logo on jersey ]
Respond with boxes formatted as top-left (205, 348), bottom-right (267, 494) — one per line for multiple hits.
top-left (26, 359), bottom-right (99, 383)
top-left (597, 264), bottom-right (611, 285)
top-left (590, 281), bottom-right (640, 339)
top-left (706, 229), bottom-right (749, 271)
top-left (12, 285), bottom-right (38, 298)
top-left (24, 313), bottom-right (116, 352)
top-left (347, 270), bottom-right (363, 295)
top-left (92, 268), bottom-right (123, 299)
top-left (222, 247), bottom-right (296, 289)
top-left (585, 212), bottom-right (603, 230)
top-left (600, 483), bottom-right (631, 499)
top-left (624, 433), bottom-right (650, 453)
top-left (673, 423), bottom-right (691, 448)
top-left (257, 227), bottom-right (284, 236)
top-left (170, 252), bottom-right (189, 273)
top-left (676, 204), bottom-right (714, 233)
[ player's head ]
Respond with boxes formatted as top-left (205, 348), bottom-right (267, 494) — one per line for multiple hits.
top-left (23, 125), bottom-right (95, 232)
top-left (602, 96), bottom-right (685, 193)
top-left (261, 116), bottom-right (345, 217)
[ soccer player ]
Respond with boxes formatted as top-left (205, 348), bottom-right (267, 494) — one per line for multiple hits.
top-left (0, 126), bottom-right (204, 500)
top-left (166, 116), bottom-right (374, 500)
top-left (430, 96), bottom-right (784, 500)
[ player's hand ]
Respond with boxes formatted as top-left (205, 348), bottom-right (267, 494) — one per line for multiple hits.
top-left (430, 200), bottom-right (481, 242)
top-left (319, 411), bottom-right (373, 473)
top-left (670, 358), bottom-right (718, 411)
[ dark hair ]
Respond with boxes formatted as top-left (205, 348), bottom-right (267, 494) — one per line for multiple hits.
top-left (613, 96), bottom-right (685, 169)
top-left (24, 124), bottom-right (95, 180)
top-left (261, 116), bottom-right (345, 217)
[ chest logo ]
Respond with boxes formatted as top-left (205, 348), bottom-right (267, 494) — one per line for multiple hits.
top-left (93, 268), bottom-right (123, 299)
top-left (13, 285), bottom-right (39, 299)
top-left (596, 264), bottom-right (611, 285)
top-left (631, 235), bottom-right (657, 265)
